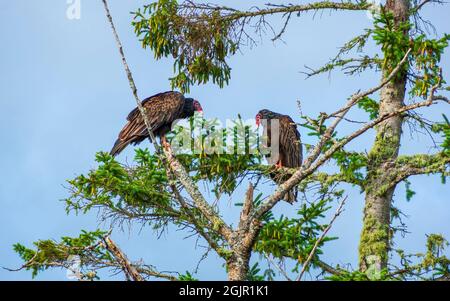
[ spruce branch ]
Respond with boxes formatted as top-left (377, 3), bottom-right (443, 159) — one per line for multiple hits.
top-left (297, 196), bottom-right (347, 281)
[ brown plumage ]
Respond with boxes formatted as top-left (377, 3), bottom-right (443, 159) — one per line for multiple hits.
top-left (111, 91), bottom-right (203, 156)
top-left (256, 109), bottom-right (302, 204)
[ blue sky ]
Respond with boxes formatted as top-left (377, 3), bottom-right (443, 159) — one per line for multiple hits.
top-left (0, 1), bottom-right (448, 280)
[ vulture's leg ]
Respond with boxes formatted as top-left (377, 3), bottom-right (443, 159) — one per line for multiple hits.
top-left (161, 135), bottom-right (170, 149)
top-left (275, 160), bottom-right (283, 169)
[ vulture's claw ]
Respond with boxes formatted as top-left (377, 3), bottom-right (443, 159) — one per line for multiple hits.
top-left (275, 161), bottom-right (283, 169)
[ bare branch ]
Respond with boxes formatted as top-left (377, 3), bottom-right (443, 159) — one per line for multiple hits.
top-left (264, 254), bottom-right (293, 281)
top-left (271, 12), bottom-right (292, 41)
top-left (183, 1), bottom-right (372, 21)
top-left (316, 260), bottom-right (343, 276)
top-left (433, 95), bottom-right (450, 104)
top-left (163, 144), bottom-right (233, 242)
top-left (103, 237), bottom-right (144, 281)
top-left (134, 265), bottom-right (179, 281)
top-left (101, 0), bottom-right (159, 151)
top-left (413, 0), bottom-right (445, 11)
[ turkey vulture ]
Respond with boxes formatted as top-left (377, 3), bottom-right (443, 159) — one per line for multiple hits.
top-left (256, 109), bottom-right (302, 203)
top-left (110, 91), bottom-right (203, 156)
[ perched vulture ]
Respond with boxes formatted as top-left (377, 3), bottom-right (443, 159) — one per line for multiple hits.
top-left (110, 91), bottom-right (203, 156)
top-left (256, 109), bottom-right (302, 203)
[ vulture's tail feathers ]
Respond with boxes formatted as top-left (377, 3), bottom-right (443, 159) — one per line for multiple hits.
top-left (284, 188), bottom-right (298, 204)
top-left (271, 172), bottom-right (298, 204)
top-left (110, 139), bottom-right (129, 157)
top-left (110, 135), bottom-right (148, 157)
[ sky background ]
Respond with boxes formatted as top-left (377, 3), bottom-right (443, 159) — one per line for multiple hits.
top-left (0, 0), bottom-right (448, 280)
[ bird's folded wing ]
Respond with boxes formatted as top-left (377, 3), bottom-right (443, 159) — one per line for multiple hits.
top-left (280, 116), bottom-right (302, 168)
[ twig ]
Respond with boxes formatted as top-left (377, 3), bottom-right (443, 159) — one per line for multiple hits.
top-left (169, 180), bottom-right (226, 257)
top-left (264, 254), bottom-right (293, 281)
top-left (271, 12), bottom-right (292, 41)
top-left (433, 95), bottom-right (450, 104)
top-left (296, 196), bottom-right (347, 281)
top-left (413, 0), bottom-right (439, 11)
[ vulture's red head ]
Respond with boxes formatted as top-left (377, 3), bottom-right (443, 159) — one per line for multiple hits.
top-left (256, 109), bottom-right (273, 127)
top-left (255, 113), bottom-right (262, 127)
top-left (181, 98), bottom-right (203, 118)
top-left (193, 100), bottom-right (203, 113)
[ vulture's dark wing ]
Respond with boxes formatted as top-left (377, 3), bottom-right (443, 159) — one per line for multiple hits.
top-left (278, 115), bottom-right (302, 203)
top-left (125, 91), bottom-right (182, 122)
top-left (279, 115), bottom-right (302, 168)
top-left (110, 91), bottom-right (184, 156)
top-left (264, 114), bottom-right (301, 204)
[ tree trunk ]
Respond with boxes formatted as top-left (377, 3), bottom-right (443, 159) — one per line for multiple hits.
top-left (359, 0), bottom-right (410, 275)
top-left (226, 222), bottom-right (260, 281)
top-left (227, 250), bottom-right (251, 281)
